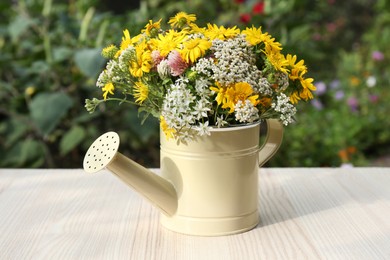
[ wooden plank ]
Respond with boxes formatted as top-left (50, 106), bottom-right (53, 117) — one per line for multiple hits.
top-left (0, 168), bottom-right (389, 259)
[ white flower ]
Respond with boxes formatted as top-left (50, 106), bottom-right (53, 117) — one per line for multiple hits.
top-left (271, 93), bottom-right (297, 126)
top-left (234, 100), bottom-right (259, 123)
top-left (192, 99), bottom-right (211, 120)
top-left (215, 115), bottom-right (228, 127)
top-left (194, 121), bottom-right (212, 136)
top-left (161, 77), bottom-right (198, 141)
top-left (366, 76), bottom-right (376, 88)
top-left (157, 60), bottom-right (171, 79)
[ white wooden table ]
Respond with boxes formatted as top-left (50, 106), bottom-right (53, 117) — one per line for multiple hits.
top-left (0, 168), bottom-right (389, 259)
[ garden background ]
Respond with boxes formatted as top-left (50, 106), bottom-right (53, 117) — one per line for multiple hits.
top-left (1, 0), bottom-right (389, 168)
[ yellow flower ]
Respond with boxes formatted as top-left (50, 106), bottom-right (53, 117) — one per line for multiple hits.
top-left (142, 19), bottom-right (162, 37)
top-left (130, 43), bottom-right (152, 77)
top-left (286, 54), bottom-right (307, 80)
top-left (120, 29), bottom-right (132, 51)
top-left (115, 29), bottom-right (142, 58)
top-left (153, 30), bottom-right (185, 57)
top-left (350, 76), bottom-right (360, 86)
top-left (242, 26), bottom-right (282, 51)
top-left (258, 97), bottom-right (272, 108)
top-left (210, 82), bottom-right (228, 105)
top-left (133, 81), bottom-right (149, 104)
top-left (168, 12), bottom-right (196, 28)
top-left (264, 44), bottom-right (289, 73)
top-left (101, 44), bottom-right (118, 59)
top-left (102, 82), bottom-right (114, 100)
top-left (205, 24), bottom-right (240, 40)
top-left (25, 86), bottom-right (36, 96)
top-left (212, 82), bottom-right (258, 113)
top-left (299, 77), bottom-right (316, 100)
top-left (160, 116), bottom-right (176, 139)
top-left (188, 23), bottom-right (205, 34)
top-left (180, 38), bottom-right (212, 63)
top-left (289, 91), bottom-right (301, 104)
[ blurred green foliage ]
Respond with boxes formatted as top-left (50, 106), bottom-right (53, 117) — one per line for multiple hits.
top-left (1, 0), bottom-right (389, 168)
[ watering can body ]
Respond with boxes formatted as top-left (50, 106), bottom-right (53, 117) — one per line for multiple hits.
top-left (83, 119), bottom-right (283, 236)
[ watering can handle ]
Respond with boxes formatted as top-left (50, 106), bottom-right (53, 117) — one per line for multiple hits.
top-left (258, 119), bottom-right (284, 167)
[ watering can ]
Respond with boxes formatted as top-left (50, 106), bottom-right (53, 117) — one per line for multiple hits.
top-left (83, 119), bottom-right (283, 236)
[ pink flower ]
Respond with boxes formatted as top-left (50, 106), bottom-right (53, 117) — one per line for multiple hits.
top-left (371, 51), bottom-right (384, 61)
top-left (167, 50), bottom-right (188, 76)
top-left (347, 97), bottom-right (359, 112)
top-left (151, 50), bottom-right (164, 67)
top-left (369, 95), bottom-right (379, 103)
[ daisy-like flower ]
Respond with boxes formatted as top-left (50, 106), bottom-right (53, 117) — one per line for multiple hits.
top-left (223, 82), bottom-right (259, 113)
top-left (242, 26), bottom-right (282, 51)
top-left (168, 12), bottom-right (196, 28)
top-left (102, 82), bottom-right (114, 100)
top-left (210, 82), bottom-right (228, 105)
top-left (120, 29), bottom-right (132, 51)
top-left (153, 30), bottom-right (186, 57)
top-left (180, 38), bottom-right (212, 63)
top-left (299, 77), bottom-right (316, 100)
top-left (142, 19), bottom-right (162, 37)
top-left (264, 44), bottom-right (289, 74)
top-left (130, 44), bottom-right (152, 77)
top-left (133, 81), bottom-right (149, 104)
top-left (167, 50), bottom-right (188, 76)
top-left (180, 38), bottom-right (211, 63)
top-left (205, 24), bottom-right (240, 40)
top-left (285, 54), bottom-right (307, 80)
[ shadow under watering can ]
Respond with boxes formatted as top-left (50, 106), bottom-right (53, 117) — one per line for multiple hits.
top-left (83, 119), bottom-right (283, 236)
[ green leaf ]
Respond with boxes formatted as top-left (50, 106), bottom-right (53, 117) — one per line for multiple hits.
top-left (53, 47), bottom-right (73, 62)
top-left (74, 48), bottom-right (105, 78)
top-left (30, 92), bottom-right (73, 136)
top-left (60, 125), bottom-right (86, 156)
top-left (8, 15), bottom-right (33, 42)
top-left (1, 118), bottom-right (29, 147)
top-left (1, 139), bottom-right (45, 168)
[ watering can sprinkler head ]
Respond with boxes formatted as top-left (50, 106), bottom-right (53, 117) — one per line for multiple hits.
top-left (83, 132), bottom-right (120, 173)
top-left (83, 132), bottom-right (177, 216)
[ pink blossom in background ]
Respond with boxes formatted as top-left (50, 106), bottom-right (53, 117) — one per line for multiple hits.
top-left (371, 51), bottom-right (384, 61)
top-left (151, 50), bottom-right (164, 67)
top-left (167, 50), bottom-right (188, 76)
top-left (347, 97), bottom-right (359, 112)
top-left (334, 90), bottom-right (344, 100)
top-left (330, 79), bottom-right (340, 89)
top-left (314, 81), bottom-right (327, 95)
top-left (369, 95), bottom-right (379, 103)
top-left (326, 22), bottom-right (337, 33)
top-left (311, 99), bottom-right (324, 110)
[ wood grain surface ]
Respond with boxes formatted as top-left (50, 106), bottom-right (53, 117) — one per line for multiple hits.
top-left (0, 168), bottom-right (389, 259)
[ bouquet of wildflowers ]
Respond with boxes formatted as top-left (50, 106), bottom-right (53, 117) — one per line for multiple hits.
top-left (86, 12), bottom-right (316, 142)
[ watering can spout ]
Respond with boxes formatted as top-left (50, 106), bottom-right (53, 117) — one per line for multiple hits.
top-left (83, 132), bottom-right (177, 216)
